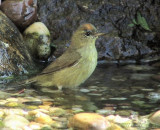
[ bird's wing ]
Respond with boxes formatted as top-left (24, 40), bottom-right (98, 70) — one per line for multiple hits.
top-left (39, 49), bottom-right (81, 75)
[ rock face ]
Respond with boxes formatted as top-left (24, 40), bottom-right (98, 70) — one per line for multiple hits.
top-left (38, 0), bottom-right (160, 62)
top-left (0, 11), bottom-right (34, 76)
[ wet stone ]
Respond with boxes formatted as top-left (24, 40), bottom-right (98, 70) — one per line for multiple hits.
top-left (100, 109), bottom-right (115, 115)
top-left (87, 93), bottom-right (102, 96)
top-left (40, 88), bottom-right (61, 93)
top-left (125, 65), bottom-right (154, 71)
top-left (111, 75), bottom-right (127, 81)
top-left (88, 86), bottom-right (99, 89)
top-left (42, 101), bottom-right (53, 106)
top-left (131, 86), bottom-right (144, 90)
top-left (80, 88), bottom-right (90, 93)
top-left (119, 105), bottom-right (132, 109)
top-left (83, 102), bottom-right (98, 111)
top-left (109, 97), bottom-right (127, 100)
top-left (137, 116), bottom-right (150, 129)
top-left (49, 107), bottom-right (66, 117)
top-left (141, 88), bottom-right (154, 92)
top-left (35, 112), bottom-right (53, 124)
top-left (0, 91), bottom-right (11, 99)
top-left (96, 109), bottom-right (113, 115)
top-left (3, 108), bottom-right (28, 116)
top-left (29, 122), bottom-right (42, 129)
top-left (115, 110), bottom-right (132, 117)
top-left (0, 100), bottom-right (7, 105)
top-left (72, 107), bottom-right (84, 113)
top-left (5, 101), bottom-right (20, 107)
top-left (23, 101), bottom-right (43, 105)
top-left (69, 113), bottom-right (111, 130)
top-left (41, 125), bottom-right (53, 130)
top-left (23, 22), bottom-right (51, 59)
top-left (130, 73), bottom-right (154, 80)
top-left (132, 100), bottom-right (145, 106)
top-left (51, 120), bottom-right (67, 129)
top-left (88, 89), bottom-right (98, 92)
top-left (6, 97), bottom-right (19, 102)
top-left (130, 94), bottom-right (145, 98)
top-left (26, 105), bottom-right (39, 110)
top-left (148, 92), bottom-right (160, 102)
top-left (24, 97), bottom-right (42, 102)
top-left (0, 111), bottom-right (4, 118)
top-left (3, 114), bottom-right (29, 129)
top-left (75, 95), bottom-right (89, 101)
top-left (39, 105), bottom-right (51, 110)
top-left (106, 115), bottom-right (133, 128)
top-left (52, 117), bottom-right (67, 122)
top-left (108, 123), bottom-right (124, 130)
top-left (29, 109), bottom-right (49, 116)
top-left (150, 110), bottom-right (160, 126)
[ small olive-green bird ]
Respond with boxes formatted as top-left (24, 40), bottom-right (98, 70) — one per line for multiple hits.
top-left (23, 23), bottom-right (105, 89)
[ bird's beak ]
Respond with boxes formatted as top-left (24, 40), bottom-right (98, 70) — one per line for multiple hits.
top-left (94, 33), bottom-right (107, 37)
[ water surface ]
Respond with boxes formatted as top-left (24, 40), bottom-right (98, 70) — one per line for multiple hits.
top-left (40, 63), bottom-right (160, 115)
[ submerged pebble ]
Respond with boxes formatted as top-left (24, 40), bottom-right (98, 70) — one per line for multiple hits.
top-left (109, 97), bottom-right (127, 100)
top-left (130, 94), bottom-right (145, 98)
top-left (72, 107), bottom-right (84, 113)
top-left (96, 109), bottom-right (113, 115)
top-left (148, 92), bottom-right (160, 102)
top-left (80, 88), bottom-right (90, 93)
top-left (111, 75), bottom-right (127, 81)
top-left (125, 65), bottom-right (154, 71)
top-left (130, 73), bottom-right (153, 80)
top-left (88, 93), bottom-right (102, 96)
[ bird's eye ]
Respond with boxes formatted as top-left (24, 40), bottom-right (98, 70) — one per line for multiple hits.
top-left (85, 31), bottom-right (91, 36)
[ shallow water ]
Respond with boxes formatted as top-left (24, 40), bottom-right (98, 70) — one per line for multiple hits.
top-left (0, 63), bottom-right (160, 129)
top-left (38, 63), bottom-right (160, 115)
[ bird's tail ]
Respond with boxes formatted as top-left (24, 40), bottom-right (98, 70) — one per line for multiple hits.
top-left (17, 77), bottom-right (37, 87)
top-left (5, 76), bottom-right (37, 89)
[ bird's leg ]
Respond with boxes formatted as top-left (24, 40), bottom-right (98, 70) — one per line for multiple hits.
top-left (57, 86), bottom-right (62, 91)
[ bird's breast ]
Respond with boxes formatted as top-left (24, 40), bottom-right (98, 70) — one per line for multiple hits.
top-left (78, 45), bottom-right (98, 70)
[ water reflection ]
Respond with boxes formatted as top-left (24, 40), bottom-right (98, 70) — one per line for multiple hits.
top-left (41, 63), bottom-right (160, 115)
top-left (1, 63), bottom-right (160, 115)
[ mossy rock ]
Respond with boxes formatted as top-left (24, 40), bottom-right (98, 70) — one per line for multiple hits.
top-left (0, 11), bottom-right (34, 77)
top-left (23, 22), bottom-right (51, 60)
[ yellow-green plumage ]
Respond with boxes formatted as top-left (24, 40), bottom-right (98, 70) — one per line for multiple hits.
top-left (24, 23), bottom-right (104, 89)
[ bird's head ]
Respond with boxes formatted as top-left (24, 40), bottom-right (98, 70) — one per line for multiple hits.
top-left (71, 23), bottom-right (105, 48)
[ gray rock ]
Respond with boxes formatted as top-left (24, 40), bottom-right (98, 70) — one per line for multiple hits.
top-left (38, 0), bottom-right (159, 61)
top-left (0, 11), bottom-right (34, 77)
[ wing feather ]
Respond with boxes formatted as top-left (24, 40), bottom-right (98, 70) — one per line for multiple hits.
top-left (39, 49), bottom-right (81, 75)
